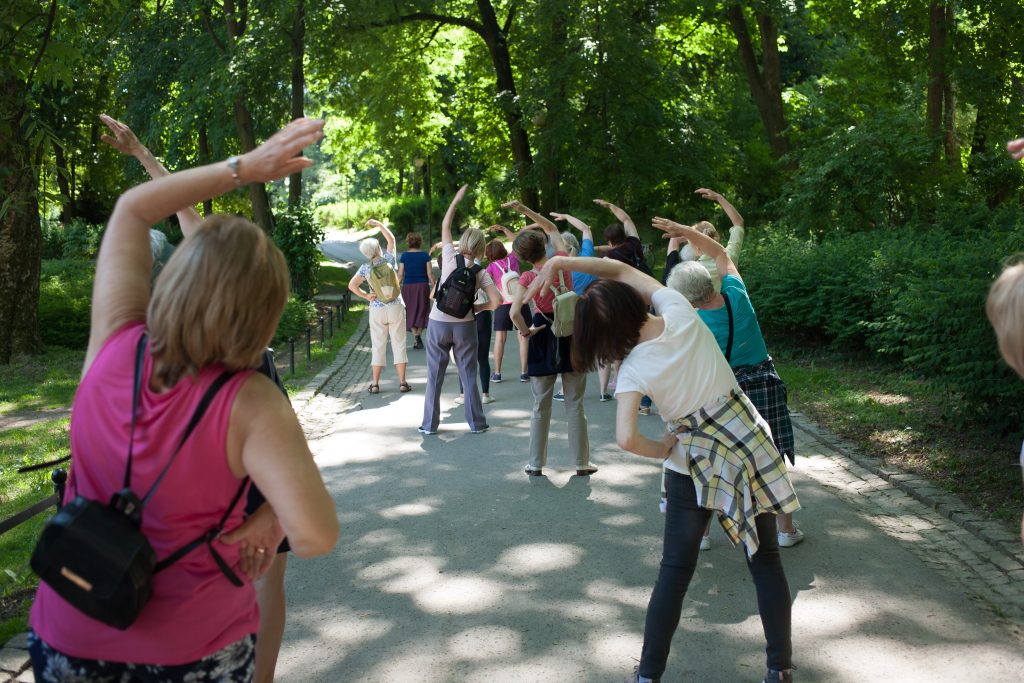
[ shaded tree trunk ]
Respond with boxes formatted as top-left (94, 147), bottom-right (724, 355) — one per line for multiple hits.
top-left (926, 2), bottom-right (957, 164)
top-left (0, 79), bottom-right (42, 362)
top-left (288, 0), bottom-right (305, 210)
top-left (726, 5), bottom-right (792, 164)
top-left (53, 142), bottom-right (73, 222)
top-left (474, 0), bottom-right (538, 207)
top-left (198, 125), bottom-right (214, 215)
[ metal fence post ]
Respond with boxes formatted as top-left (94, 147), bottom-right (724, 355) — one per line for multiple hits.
top-left (288, 337), bottom-right (295, 375)
top-left (328, 308), bottom-right (333, 337)
top-left (319, 316), bottom-right (325, 344)
top-left (52, 469), bottom-right (67, 511)
top-left (305, 327), bottom-right (312, 363)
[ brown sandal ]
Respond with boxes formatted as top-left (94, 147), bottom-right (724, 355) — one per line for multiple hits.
top-left (368, 384), bottom-right (380, 394)
top-left (399, 382), bottom-right (412, 393)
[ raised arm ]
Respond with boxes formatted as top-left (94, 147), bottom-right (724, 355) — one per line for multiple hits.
top-left (1010, 137), bottom-right (1024, 161)
top-left (442, 184), bottom-right (469, 245)
top-left (504, 201), bottom-right (565, 252)
top-left (100, 114), bottom-right (204, 237)
top-left (86, 118), bottom-right (323, 374)
top-left (550, 212), bottom-right (594, 244)
top-left (543, 256), bottom-right (661, 304)
top-left (366, 218), bottom-right (396, 256)
top-left (593, 198), bottom-right (638, 238)
top-left (652, 217), bottom-right (739, 282)
top-left (695, 188), bottom-right (744, 228)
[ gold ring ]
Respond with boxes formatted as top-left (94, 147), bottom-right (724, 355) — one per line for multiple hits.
top-left (256, 547), bottom-right (267, 554)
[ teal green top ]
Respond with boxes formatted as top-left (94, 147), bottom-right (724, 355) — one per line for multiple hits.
top-left (696, 274), bottom-right (769, 367)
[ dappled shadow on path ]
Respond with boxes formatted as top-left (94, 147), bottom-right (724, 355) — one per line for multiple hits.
top-left (278, 365), bottom-right (1024, 682)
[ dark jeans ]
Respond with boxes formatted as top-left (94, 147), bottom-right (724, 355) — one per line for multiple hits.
top-left (459, 310), bottom-right (493, 394)
top-left (638, 469), bottom-right (792, 678)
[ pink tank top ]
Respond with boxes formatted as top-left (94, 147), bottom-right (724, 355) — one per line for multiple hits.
top-left (30, 322), bottom-right (260, 664)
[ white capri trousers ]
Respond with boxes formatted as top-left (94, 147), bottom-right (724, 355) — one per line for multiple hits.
top-left (369, 303), bottom-right (409, 366)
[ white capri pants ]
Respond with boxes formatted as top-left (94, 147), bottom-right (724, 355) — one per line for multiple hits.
top-left (369, 303), bottom-right (409, 366)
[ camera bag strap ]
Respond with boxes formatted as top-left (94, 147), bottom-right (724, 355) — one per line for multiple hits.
top-left (125, 334), bottom-right (248, 586)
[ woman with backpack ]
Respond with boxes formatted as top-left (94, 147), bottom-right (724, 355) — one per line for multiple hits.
top-left (348, 219), bottom-right (410, 394)
top-left (505, 201), bottom-right (595, 477)
top-left (419, 185), bottom-right (501, 435)
top-left (485, 239), bottom-right (530, 385)
top-left (27, 118), bottom-right (338, 681)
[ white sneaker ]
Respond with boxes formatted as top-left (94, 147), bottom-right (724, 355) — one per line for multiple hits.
top-left (777, 528), bottom-right (805, 548)
top-left (453, 395), bottom-right (464, 406)
top-left (699, 536), bottom-right (711, 551)
top-left (481, 393), bottom-right (494, 404)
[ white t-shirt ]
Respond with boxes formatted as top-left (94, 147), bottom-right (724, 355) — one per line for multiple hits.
top-left (429, 243), bottom-right (495, 323)
top-left (615, 287), bottom-right (739, 474)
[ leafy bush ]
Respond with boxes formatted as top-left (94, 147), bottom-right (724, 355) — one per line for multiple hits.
top-left (273, 205), bottom-right (325, 301)
top-left (62, 218), bottom-right (103, 260)
top-left (744, 207), bottom-right (1024, 433)
top-left (273, 295), bottom-right (317, 345)
top-left (38, 260), bottom-right (95, 349)
top-left (40, 220), bottom-right (64, 259)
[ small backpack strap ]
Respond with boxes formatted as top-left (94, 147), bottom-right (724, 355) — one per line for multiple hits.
top-left (722, 292), bottom-right (735, 362)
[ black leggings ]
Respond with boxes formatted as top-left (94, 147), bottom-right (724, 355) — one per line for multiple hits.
top-left (459, 310), bottom-right (493, 394)
top-left (638, 469), bottom-right (792, 678)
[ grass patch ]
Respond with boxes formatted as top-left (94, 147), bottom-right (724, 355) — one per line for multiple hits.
top-left (771, 340), bottom-right (1023, 525)
top-left (0, 347), bottom-right (83, 414)
top-left (317, 262), bottom-right (351, 297)
top-left (278, 300), bottom-right (367, 395)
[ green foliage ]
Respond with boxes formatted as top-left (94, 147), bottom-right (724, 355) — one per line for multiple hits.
top-left (272, 205), bottom-right (326, 301)
top-left (61, 218), bottom-right (103, 259)
top-left (37, 260), bottom-right (94, 350)
top-left (745, 207), bottom-right (1024, 433)
top-left (274, 295), bottom-right (318, 345)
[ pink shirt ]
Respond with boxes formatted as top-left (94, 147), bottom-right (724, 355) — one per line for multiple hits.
top-left (30, 322), bottom-right (259, 664)
top-left (518, 252), bottom-right (573, 315)
top-left (484, 254), bottom-right (520, 304)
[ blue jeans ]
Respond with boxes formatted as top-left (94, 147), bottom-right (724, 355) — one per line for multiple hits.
top-left (638, 469), bottom-right (792, 678)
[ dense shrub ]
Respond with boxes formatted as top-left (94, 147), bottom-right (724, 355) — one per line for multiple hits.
top-left (40, 220), bottom-right (64, 259)
top-left (273, 205), bottom-right (326, 301)
top-left (38, 260), bottom-right (95, 349)
top-left (273, 295), bottom-right (317, 345)
top-left (744, 208), bottom-right (1024, 432)
top-left (62, 218), bottom-right (103, 260)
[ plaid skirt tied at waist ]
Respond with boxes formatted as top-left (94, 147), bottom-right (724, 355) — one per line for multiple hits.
top-left (668, 389), bottom-right (801, 557)
top-left (732, 357), bottom-right (795, 463)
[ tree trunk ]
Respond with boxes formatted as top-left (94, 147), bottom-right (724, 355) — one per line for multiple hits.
top-left (537, 7), bottom-right (568, 216)
top-left (198, 125), bottom-right (214, 216)
top-left (0, 78), bottom-right (42, 362)
top-left (232, 98), bottom-right (274, 231)
top-left (925, 3), bottom-right (946, 142)
top-left (475, 0), bottom-right (538, 207)
top-left (288, 0), bottom-right (305, 210)
top-left (726, 5), bottom-right (792, 164)
top-left (53, 142), bottom-right (72, 222)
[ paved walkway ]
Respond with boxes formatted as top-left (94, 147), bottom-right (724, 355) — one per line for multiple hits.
top-left (4, 312), bottom-right (1024, 682)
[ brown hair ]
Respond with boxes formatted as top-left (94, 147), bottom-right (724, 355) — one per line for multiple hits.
top-left (512, 230), bottom-right (547, 264)
top-left (485, 239), bottom-right (507, 262)
top-left (603, 222), bottom-right (626, 246)
top-left (406, 232), bottom-right (423, 249)
top-left (570, 279), bottom-right (649, 373)
top-left (987, 261), bottom-right (1024, 377)
top-left (147, 214), bottom-right (289, 387)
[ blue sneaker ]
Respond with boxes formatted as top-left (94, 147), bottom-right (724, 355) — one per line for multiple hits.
top-left (553, 391), bottom-right (565, 401)
top-left (470, 425), bottom-right (490, 434)
top-left (417, 427), bottom-right (437, 435)
top-left (491, 372), bottom-right (503, 383)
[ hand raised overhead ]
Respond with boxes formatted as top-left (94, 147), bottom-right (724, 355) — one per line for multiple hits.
top-left (1009, 138), bottom-right (1024, 161)
top-left (99, 114), bottom-right (144, 156)
top-left (651, 216), bottom-right (691, 238)
top-left (240, 118), bottom-right (324, 185)
top-left (695, 187), bottom-right (723, 202)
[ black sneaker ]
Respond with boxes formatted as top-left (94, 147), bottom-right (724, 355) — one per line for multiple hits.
top-left (519, 373), bottom-right (529, 382)
top-left (626, 666), bottom-right (660, 683)
top-left (763, 668), bottom-right (794, 683)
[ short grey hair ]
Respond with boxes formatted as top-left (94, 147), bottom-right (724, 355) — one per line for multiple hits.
top-left (560, 231), bottom-right (580, 256)
top-left (359, 238), bottom-right (382, 260)
top-left (668, 261), bottom-right (715, 305)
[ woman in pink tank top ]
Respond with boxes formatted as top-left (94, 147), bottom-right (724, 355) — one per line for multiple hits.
top-left (28, 119), bottom-right (339, 682)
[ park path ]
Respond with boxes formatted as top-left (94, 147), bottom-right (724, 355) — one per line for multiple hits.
top-left (271, 315), bottom-right (1024, 683)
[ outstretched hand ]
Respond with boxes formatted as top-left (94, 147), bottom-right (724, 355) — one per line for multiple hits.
top-left (695, 188), bottom-right (723, 202)
top-left (99, 114), bottom-right (144, 157)
top-left (1009, 138), bottom-right (1024, 161)
top-left (241, 118), bottom-right (324, 185)
top-left (652, 216), bottom-right (691, 238)
top-left (221, 503), bottom-right (285, 581)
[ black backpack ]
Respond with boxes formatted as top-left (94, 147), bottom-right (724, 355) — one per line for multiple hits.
top-left (434, 254), bottom-right (481, 318)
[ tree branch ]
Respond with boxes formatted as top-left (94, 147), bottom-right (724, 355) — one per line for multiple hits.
top-left (503, 1), bottom-right (517, 35)
top-left (16, 0), bottom-right (57, 124)
top-left (202, 5), bottom-right (226, 52)
top-left (353, 12), bottom-right (485, 39)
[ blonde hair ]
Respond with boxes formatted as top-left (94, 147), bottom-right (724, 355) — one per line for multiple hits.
top-left (458, 227), bottom-right (486, 259)
top-left (147, 214), bottom-right (289, 387)
top-left (359, 238), bottom-right (382, 259)
top-left (694, 220), bottom-right (719, 243)
top-left (986, 261), bottom-right (1024, 377)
